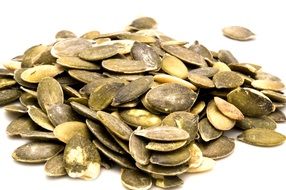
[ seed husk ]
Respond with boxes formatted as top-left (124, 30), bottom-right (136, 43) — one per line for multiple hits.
top-left (227, 87), bottom-right (275, 117)
top-left (213, 71), bottom-right (244, 89)
top-left (199, 136), bottom-right (235, 160)
top-left (21, 65), bottom-right (64, 83)
top-left (119, 108), bottom-right (162, 128)
top-left (228, 63), bottom-right (258, 76)
top-left (146, 83), bottom-right (197, 113)
top-left (134, 126), bottom-right (190, 141)
top-left (238, 128), bottom-right (285, 147)
top-left (161, 54), bottom-right (188, 79)
top-left (251, 80), bottom-right (285, 91)
top-left (261, 90), bottom-right (286, 103)
top-left (146, 140), bottom-right (187, 152)
top-left (102, 59), bottom-right (149, 74)
top-left (4, 104), bottom-right (27, 113)
top-left (136, 162), bottom-right (189, 176)
top-left (155, 176), bottom-right (183, 189)
top-left (189, 67), bottom-right (219, 78)
top-left (188, 143), bottom-right (203, 168)
top-left (14, 68), bottom-right (37, 89)
top-left (268, 109), bottom-right (286, 123)
top-left (64, 134), bottom-right (101, 180)
top-left (70, 101), bottom-right (98, 121)
top-left (37, 77), bottom-right (64, 112)
top-left (206, 100), bottom-right (236, 131)
top-left (0, 89), bottom-right (21, 106)
top-left (56, 56), bottom-right (100, 70)
top-left (96, 111), bottom-right (133, 141)
top-left (217, 49), bottom-right (239, 64)
top-left (44, 154), bottom-right (67, 177)
top-left (236, 116), bottom-right (277, 130)
top-left (79, 45), bottom-right (119, 61)
top-left (68, 69), bottom-right (104, 83)
top-left (28, 105), bottom-right (54, 131)
top-left (129, 131), bottom-right (150, 165)
top-left (12, 142), bottom-right (64, 163)
top-left (161, 45), bottom-right (207, 67)
top-left (130, 17), bottom-right (157, 30)
top-left (189, 41), bottom-right (214, 63)
top-left (198, 118), bottom-right (223, 142)
top-left (86, 119), bottom-right (125, 154)
top-left (55, 30), bottom-right (76, 39)
top-left (54, 121), bottom-right (90, 143)
top-left (212, 61), bottom-right (231, 72)
top-left (150, 146), bottom-right (191, 166)
top-left (214, 97), bottom-right (244, 120)
top-left (93, 138), bottom-right (135, 169)
top-left (112, 76), bottom-right (153, 106)
top-left (0, 78), bottom-right (16, 89)
top-left (223, 26), bottom-right (255, 41)
top-left (6, 116), bottom-right (39, 136)
top-left (121, 169), bottom-right (152, 190)
top-left (188, 73), bottom-right (215, 88)
top-left (190, 100), bottom-right (206, 115)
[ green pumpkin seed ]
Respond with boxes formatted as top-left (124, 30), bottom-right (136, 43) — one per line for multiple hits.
top-left (0, 89), bottom-right (21, 106)
top-left (96, 111), bottom-right (133, 141)
top-left (129, 131), bottom-right (150, 165)
top-left (238, 128), bottom-right (285, 147)
top-left (79, 45), bottom-right (118, 61)
top-left (155, 176), bottom-right (183, 189)
top-left (228, 63), bottom-right (259, 76)
top-left (212, 61), bottom-right (231, 72)
top-left (213, 71), bottom-right (244, 89)
top-left (6, 116), bottom-right (38, 136)
top-left (223, 26), bottom-right (255, 41)
top-left (188, 143), bottom-right (203, 168)
top-left (80, 30), bottom-right (100, 40)
top-left (4, 104), bottom-right (27, 113)
top-left (190, 100), bottom-right (206, 115)
top-left (117, 33), bottom-right (156, 43)
top-left (217, 49), bottom-right (238, 64)
top-left (37, 77), bottom-right (64, 112)
top-left (161, 54), bottom-right (188, 79)
top-left (121, 169), bottom-right (152, 190)
top-left (86, 119), bottom-right (125, 154)
top-left (130, 17), bottom-right (157, 30)
top-left (189, 67), bottom-right (219, 77)
top-left (64, 134), bottom-right (101, 180)
top-left (198, 118), bottom-right (223, 142)
top-left (214, 97), bottom-right (244, 120)
top-left (102, 59), bottom-right (149, 74)
top-left (236, 116), bottom-right (277, 130)
top-left (146, 140), bottom-right (187, 152)
top-left (55, 30), bottom-right (76, 39)
top-left (146, 83), bottom-right (197, 113)
top-left (14, 68), bottom-right (37, 89)
top-left (54, 121), bottom-right (90, 143)
top-left (206, 100), bottom-right (236, 131)
top-left (0, 78), bottom-right (16, 89)
top-left (261, 90), bottom-right (286, 103)
top-left (93, 138), bottom-right (135, 169)
top-left (28, 105), bottom-right (54, 131)
top-left (188, 73), bottom-right (215, 88)
top-left (268, 109), bottom-right (286, 123)
top-left (70, 101), bottom-right (98, 121)
top-left (189, 41), bottom-right (214, 63)
top-left (227, 87), bottom-right (275, 117)
top-left (12, 142), bottom-right (64, 163)
top-left (68, 69), bottom-right (103, 83)
top-left (199, 136), bottom-right (235, 160)
top-left (44, 154), bottom-right (67, 177)
top-left (134, 126), bottom-right (190, 141)
top-left (251, 80), bottom-right (285, 91)
top-left (56, 56), bottom-right (100, 70)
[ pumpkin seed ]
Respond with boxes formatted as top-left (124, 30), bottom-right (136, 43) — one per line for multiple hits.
top-left (68, 69), bottom-right (103, 83)
top-left (227, 87), bottom-right (275, 117)
top-left (121, 169), bottom-right (152, 190)
top-left (44, 154), bottom-right (67, 177)
top-left (261, 90), bottom-right (286, 103)
top-left (189, 41), bottom-right (214, 63)
top-left (54, 121), bottom-right (90, 143)
top-left (217, 49), bottom-right (238, 64)
top-left (102, 59), bottom-right (149, 74)
top-left (198, 118), bottom-right (223, 142)
top-left (79, 45), bottom-right (118, 61)
top-left (14, 68), bottom-right (37, 89)
top-left (28, 105), bottom-right (54, 131)
top-left (136, 162), bottom-right (189, 176)
top-left (188, 73), bottom-right (215, 88)
top-left (161, 54), bottom-right (188, 79)
top-left (12, 142), bottom-right (64, 163)
top-left (228, 63), bottom-right (258, 76)
top-left (155, 176), bottom-right (183, 189)
top-left (64, 134), bottom-right (101, 180)
top-left (55, 30), bottom-right (76, 39)
top-left (214, 97), bottom-right (244, 120)
top-left (70, 101), bottom-right (98, 120)
top-left (190, 100), bottom-right (206, 115)
top-left (223, 26), bottom-right (255, 41)
top-left (268, 109), bottom-right (286, 123)
top-left (129, 131), bottom-right (150, 165)
top-left (206, 100), bottom-right (236, 131)
top-left (4, 104), bottom-right (27, 113)
top-left (0, 89), bottom-right (21, 106)
top-left (189, 67), bottom-right (218, 77)
top-left (251, 80), bottom-right (285, 91)
top-left (0, 78), bottom-right (16, 89)
top-left (6, 116), bottom-right (38, 136)
top-left (56, 56), bottom-right (100, 70)
top-left (146, 83), bottom-right (197, 113)
top-left (187, 157), bottom-right (215, 173)
top-left (146, 140), bottom-right (187, 152)
top-left (238, 128), bottom-right (285, 147)
top-left (188, 143), bottom-right (204, 168)
top-left (236, 116), bottom-right (276, 130)
top-left (130, 17), bottom-right (157, 30)
top-left (213, 71), bottom-right (244, 89)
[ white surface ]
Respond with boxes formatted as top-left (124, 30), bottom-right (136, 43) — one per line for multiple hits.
top-left (0, 0), bottom-right (285, 190)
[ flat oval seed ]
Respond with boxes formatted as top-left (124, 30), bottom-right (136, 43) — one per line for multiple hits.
top-left (188, 73), bottom-right (215, 88)
top-left (227, 88), bottom-right (275, 117)
top-left (70, 101), bottom-right (98, 121)
top-left (54, 121), bottom-right (90, 143)
top-left (189, 41), bottom-right (214, 62)
top-left (199, 136), bottom-right (235, 160)
top-left (213, 71), bottom-right (244, 88)
top-left (4, 104), bottom-right (28, 113)
top-left (37, 77), bottom-right (64, 112)
top-left (21, 65), bottom-right (64, 83)
top-left (251, 80), bottom-right (285, 91)
top-left (86, 119), bottom-right (125, 154)
top-left (154, 74), bottom-right (197, 91)
top-left (146, 83), bottom-right (197, 113)
top-left (223, 26), bottom-right (255, 41)
top-left (130, 17), bottom-right (157, 29)
top-left (27, 105), bottom-right (54, 131)
top-left (217, 49), bottom-right (239, 64)
top-left (161, 54), bottom-right (188, 79)
top-left (198, 118), bottom-right (223, 142)
top-left (150, 146), bottom-right (191, 166)
top-left (206, 100), bottom-right (236, 131)
top-left (112, 76), bottom-right (153, 106)
top-left (238, 128), bottom-right (285, 147)
top-left (236, 116), bottom-right (277, 130)
top-left (79, 45), bottom-right (118, 61)
top-left (68, 69), bottom-right (104, 83)
top-left (119, 108), bottom-right (161, 128)
top-left (14, 68), bottom-right (37, 89)
top-left (0, 78), bottom-right (16, 89)
top-left (135, 162), bottom-right (189, 176)
top-left (56, 57), bottom-right (100, 70)
top-left (96, 111), bottom-right (133, 141)
top-left (102, 59), bottom-right (148, 74)
top-left (45, 154), bottom-right (67, 177)
top-left (189, 67), bottom-right (219, 77)
top-left (155, 176), bottom-right (183, 189)
top-left (64, 135), bottom-right (101, 180)
top-left (121, 169), bottom-right (152, 190)
top-left (214, 97), bottom-right (244, 120)
top-left (187, 157), bottom-right (216, 173)
top-left (146, 140), bottom-right (187, 152)
top-left (129, 131), bottom-right (150, 165)
top-left (188, 143), bottom-right (203, 168)
top-left (268, 109), bottom-right (286, 123)
top-left (0, 89), bottom-right (21, 106)
top-left (261, 90), bottom-right (286, 103)
top-left (134, 126), bottom-right (190, 141)
top-left (6, 116), bottom-right (39, 136)
top-left (93, 138), bottom-right (135, 169)
top-left (12, 142), bottom-right (64, 163)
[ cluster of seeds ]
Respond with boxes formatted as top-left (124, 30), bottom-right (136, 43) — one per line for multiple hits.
top-left (1, 17), bottom-right (286, 189)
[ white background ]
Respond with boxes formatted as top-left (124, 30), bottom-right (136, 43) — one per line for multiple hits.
top-left (0, 0), bottom-right (285, 190)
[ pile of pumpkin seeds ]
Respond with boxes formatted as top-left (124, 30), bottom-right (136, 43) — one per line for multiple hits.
top-left (1, 16), bottom-right (286, 189)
